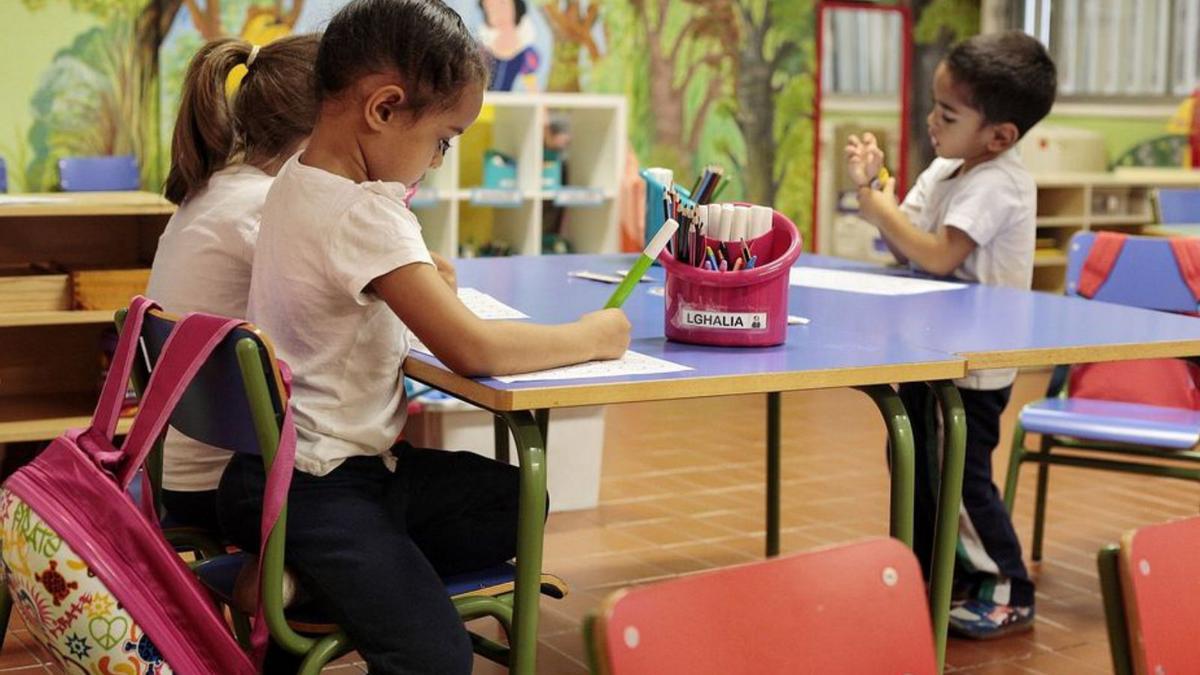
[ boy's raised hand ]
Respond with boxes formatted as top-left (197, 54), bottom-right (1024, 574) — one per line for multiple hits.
top-left (845, 133), bottom-right (884, 187)
top-left (579, 308), bottom-right (632, 361)
top-left (857, 175), bottom-right (897, 224)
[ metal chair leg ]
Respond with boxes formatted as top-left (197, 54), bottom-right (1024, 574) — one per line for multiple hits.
top-left (1031, 436), bottom-right (1053, 562)
top-left (1097, 544), bottom-right (1133, 675)
top-left (1002, 423), bottom-right (1027, 513)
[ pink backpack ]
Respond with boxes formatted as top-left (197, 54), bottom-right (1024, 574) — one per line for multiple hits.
top-left (0, 297), bottom-right (295, 673)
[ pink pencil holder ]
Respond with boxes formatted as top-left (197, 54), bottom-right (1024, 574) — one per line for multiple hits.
top-left (658, 207), bottom-right (802, 347)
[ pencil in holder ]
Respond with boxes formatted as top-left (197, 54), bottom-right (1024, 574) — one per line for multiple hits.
top-left (640, 168), bottom-right (695, 250)
top-left (657, 208), bottom-right (802, 347)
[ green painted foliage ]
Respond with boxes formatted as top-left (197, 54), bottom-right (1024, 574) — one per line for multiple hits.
top-left (26, 23), bottom-right (148, 190)
top-left (21, 0), bottom-right (144, 20)
top-left (914, 0), bottom-right (979, 45)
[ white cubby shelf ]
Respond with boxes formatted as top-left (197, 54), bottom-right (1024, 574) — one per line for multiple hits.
top-left (410, 92), bottom-right (628, 258)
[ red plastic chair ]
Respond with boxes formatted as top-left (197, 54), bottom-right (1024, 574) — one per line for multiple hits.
top-left (1098, 515), bottom-right (1200, 675)
top-left (585, 538), bottom-right (937, 675)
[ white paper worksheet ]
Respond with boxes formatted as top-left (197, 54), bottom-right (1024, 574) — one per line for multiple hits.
top-left (789, 267), bottom-right (965, 295)
top-left (456, 287), bottom-right (529, 319)
top-left (493, 350), bottom-right (692, 383)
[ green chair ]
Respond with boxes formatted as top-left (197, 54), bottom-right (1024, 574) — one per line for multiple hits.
top-left (1004, 232), bottom-right (1200, 562)
top-left (127, 306), bottom-right (563, 673)
top-left (1098, 515), bottom-right (1200, 675)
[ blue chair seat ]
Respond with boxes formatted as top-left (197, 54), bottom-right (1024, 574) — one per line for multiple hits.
top-left (1020, 397), bottom-right (1200, 450)
top-left (194, 552), bottom-right (568, 633)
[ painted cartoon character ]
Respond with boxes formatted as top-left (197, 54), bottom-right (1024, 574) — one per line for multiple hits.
top-left (478, 0), bottom-right (540, 91)
top-left (34, 560), bottom-right (77, 606)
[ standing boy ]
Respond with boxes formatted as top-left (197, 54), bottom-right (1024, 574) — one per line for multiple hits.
top-left (846, 30), bottom-right (1057, 639)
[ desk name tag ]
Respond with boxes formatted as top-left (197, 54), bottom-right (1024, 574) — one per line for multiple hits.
top-left (679, 308), bottom-right (768, 331)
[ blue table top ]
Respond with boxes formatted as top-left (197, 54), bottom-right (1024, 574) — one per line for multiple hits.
top-left (403, 254), bottom-right (964, 411)
top-left (795, 254), bottom-right (1200, 370)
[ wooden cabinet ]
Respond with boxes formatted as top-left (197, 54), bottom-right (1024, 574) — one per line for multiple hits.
top-left (0, 191), bottom-right (172, 443)
top-left (1033, 169), bottom-right (1200, 292)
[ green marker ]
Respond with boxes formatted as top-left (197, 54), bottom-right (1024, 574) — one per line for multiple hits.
top-left (604, 218), bottom-right (679, 309)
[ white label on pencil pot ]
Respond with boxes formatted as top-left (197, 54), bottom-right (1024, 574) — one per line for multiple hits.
top-left (679, 308), bottom-right (768, 331)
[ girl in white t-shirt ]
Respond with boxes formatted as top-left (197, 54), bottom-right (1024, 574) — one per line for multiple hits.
top-left (217, 1), bottom-right (630, 672)
top-left (148, 34), bottom-right (320, 534)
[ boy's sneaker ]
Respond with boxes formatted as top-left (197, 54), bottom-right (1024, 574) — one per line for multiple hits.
top-left (948, 599), bottom-right (1034, 640)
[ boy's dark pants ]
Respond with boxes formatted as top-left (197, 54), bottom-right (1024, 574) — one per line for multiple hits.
top-left (218, 442), bottom-right (522, 674)
top-left (898, 382), bottom-right (1035, 607)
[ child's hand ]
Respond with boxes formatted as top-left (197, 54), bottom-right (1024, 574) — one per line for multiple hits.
top-left (580, 308), bottom-right (631, 360)
top-left (857, 176), bottom-right (897, 224)
top-left (845, 133), bottom-right (885, 188)
top-left (430, 251), bottom-right (457, 291)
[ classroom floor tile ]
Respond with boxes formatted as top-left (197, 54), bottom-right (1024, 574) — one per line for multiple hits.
top-left (3, 368), bottom-right (1191, 673)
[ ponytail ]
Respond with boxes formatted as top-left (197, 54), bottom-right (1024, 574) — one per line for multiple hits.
top-left (164, 39), bottom-right (252, 205)
top-left (164, 34), bottom-right (319, 205)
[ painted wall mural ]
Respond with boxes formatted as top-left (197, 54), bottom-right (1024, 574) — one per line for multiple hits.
top-left (3, 0), bottom-right (820, 237)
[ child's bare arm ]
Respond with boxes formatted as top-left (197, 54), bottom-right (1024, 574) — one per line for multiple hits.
top-left (858, 179), bottom-right (976, 276)
top-left (372, 262), bottom-right (631, 377)
top-left (428, 251), bottom-right (457, 290)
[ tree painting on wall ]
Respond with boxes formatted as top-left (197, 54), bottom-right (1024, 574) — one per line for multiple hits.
top-left (18, 0), bottom-right (301, 192)
top-left (19, 0), bottom-right (171, 191)
top-left (588, 0), bottom-right (815, 243)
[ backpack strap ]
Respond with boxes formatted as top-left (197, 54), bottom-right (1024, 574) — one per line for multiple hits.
top-left (1168, 237), bottom-right (1200, 303)
top-left (1077, 232), bottom-right (1127, 298)
top-left (108, 311), bottom-right (297, 664)
top-left (92, 295), bottom-right (158, 440)
top-left (115, 312), bottom-right (243, 487)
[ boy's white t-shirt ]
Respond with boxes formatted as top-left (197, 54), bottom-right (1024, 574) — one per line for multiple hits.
top-left (247, 153), bottom-right (433, 477)
top-left (146, 164), bottom-right (270, 491)
top-left (899, 149), bottom-right (1036, 390)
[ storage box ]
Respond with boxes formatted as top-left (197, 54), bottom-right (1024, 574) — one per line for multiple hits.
top-left (404, 393), bottom-right (605, 512)
top-left (659, 207), bottom-right (802, 347)
top-left (69, 268), bottom-right (151, 311)
top-left (0, 263), bottom-right (71, 312)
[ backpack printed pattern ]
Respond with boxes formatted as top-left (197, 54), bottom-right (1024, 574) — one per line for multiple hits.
top-left (0, 489), bottom-right (173, 675)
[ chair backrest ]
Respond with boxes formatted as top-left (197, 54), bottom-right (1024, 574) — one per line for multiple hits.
top-left (1155, 188), bottom-right (1200, 226)
top-left (58, 154), bottom-right (140, 191)
top-left (1066, 231), bottom-right (1199, 313)
top-left (1104, 515), bottom-right (1200, 675)
top-left (121, 307), bottom-right (286, 458)
top-left (586, 538), bottom-right (937, 675)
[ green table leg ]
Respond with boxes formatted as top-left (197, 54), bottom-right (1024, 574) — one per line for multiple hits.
top-left (494, 416), bottom-right (511, 464)
top-left (497, 410), bottom-right (548, 675)
top-left (929, 381), bottom-right (967, 673)
top-left (766, 392), bottom-right (781, 557)
top-left (856, 385), bottom-right (915, 547)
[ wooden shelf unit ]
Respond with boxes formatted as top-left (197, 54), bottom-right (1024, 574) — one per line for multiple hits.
top-left (0, 191), bottom-right (170, 446)
top-left (1032, 170), bottom-right (1200, 292)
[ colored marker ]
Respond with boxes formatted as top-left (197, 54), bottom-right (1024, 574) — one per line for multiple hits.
top-left (605, 218), bottom-right (679, 309)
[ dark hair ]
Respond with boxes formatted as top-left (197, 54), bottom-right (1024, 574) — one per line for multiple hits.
top-left (944, 30), bottom-right (1057, 137)
top-left (479, 0), bottom-right (527, 26)
top-left (164, 35), bottom-right (320, 205)
top-left (316, 0), bottom-right (490, 115)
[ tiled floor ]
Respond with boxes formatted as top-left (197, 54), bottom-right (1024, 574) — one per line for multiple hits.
top-left (3, 369), bottom-right (1194, 673)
